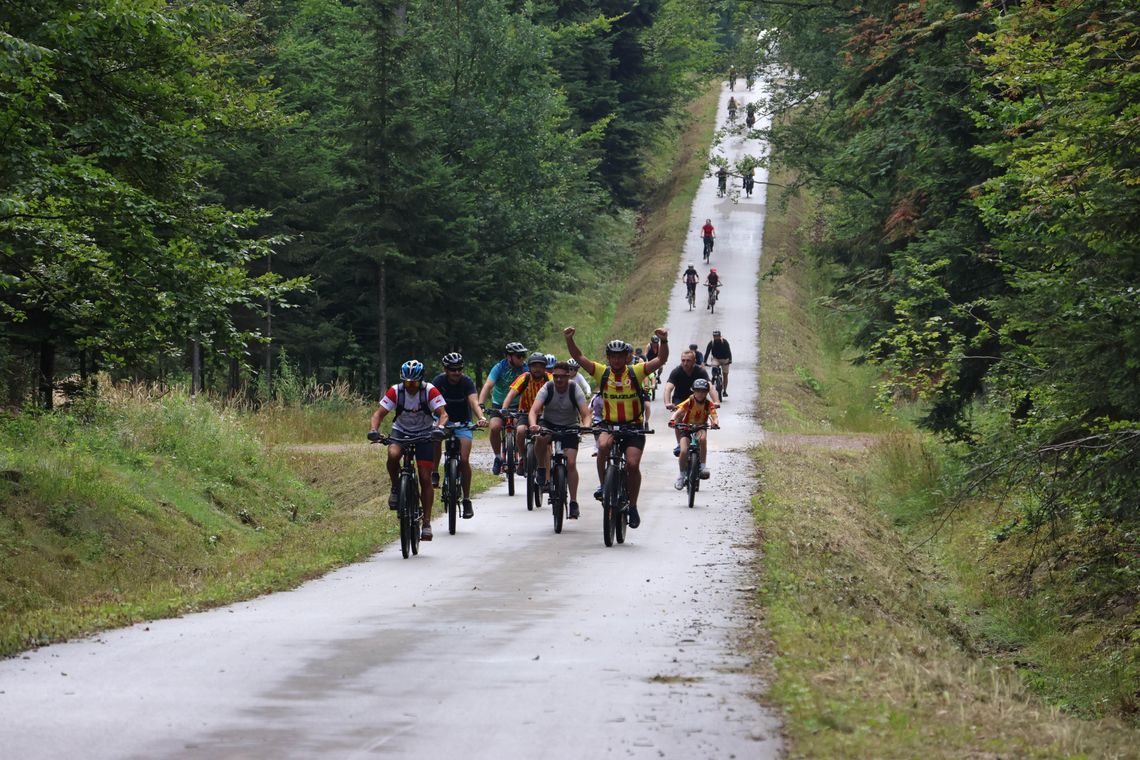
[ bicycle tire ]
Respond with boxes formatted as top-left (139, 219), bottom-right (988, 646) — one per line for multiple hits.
top-left (602, 463), bottom-right (620, 547)
top-left (446, 457), bottom-right (460, 535)
top-left (525, 441), bottom-right (536, 511)
top-left (552, 462), bottom-right (566, 534)
top-left (504, 433), bottom-right (516, 496)
top-left (398, 472), bottom-right (414, 559)
top-left (687, 448), bottom-right (700, 509)
top-left (404, 473), bottom-right (420, 556)
top-left (615, 476), bottom-right (627, 545)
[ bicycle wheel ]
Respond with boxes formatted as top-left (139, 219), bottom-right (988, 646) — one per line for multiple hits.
top-left (687, 449), bottom-right (700, 509)
top-left (525, 442), bottom-right (536, 511)
top-left (709, 294), bottom-right (716, 313)
top-left (615, 476), bottom-right (628, 545)
top-left (404, 474), bottom-right (420, 556)
top-left (602, 464), bottom-right (620, 547)
top-left (504, 433), bottom-right (516, 496)
top-left (398, 472), bottom-right (414, 559)
top-left (552, 461), bottom-right (567, 534)
top-left (446, 457), bottom-right (460, 535)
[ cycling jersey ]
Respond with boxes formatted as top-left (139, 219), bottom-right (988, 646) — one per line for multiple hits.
top-left (430, 372), bottom-right (477, 423)
top-left (674, 396), bottom-right (718, 426)
top-left (487, 358), bottom-right (525, 406)
top-left (379, 382), bottom-right (447, 435)
top-left (509, 371), bottom-right (553, 411)
top-left (705, 338), bottom-right (732, 362)
top-left (684, 268), bottom-right (699, 284)
top-left (589, 362), bottom-right (650, 424)
top-left (701, 224), bottom-right (714, 238)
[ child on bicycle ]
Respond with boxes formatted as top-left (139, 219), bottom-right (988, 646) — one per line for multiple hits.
top-left (668, 378), bottom-right (719, 489)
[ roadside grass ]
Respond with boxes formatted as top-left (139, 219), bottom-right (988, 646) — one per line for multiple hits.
top-left (752, 168), bottom-right (1139, 753)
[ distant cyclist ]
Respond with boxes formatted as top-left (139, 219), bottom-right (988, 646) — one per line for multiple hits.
top-left (705, 330), bottom-right (734, 399)
top-left (689, 342), bottom-right (705, 367)
top-left (501, 352), bottom-right (554, 482)
top-left (369, 360), bottom-right (449, 541)
top-left (728, 65), bottom-right (737, 90)
top-left (706, 268), bottom-right (721, 310)
top-left (477, 341), bottom-right (527, 475)
top-left (430, 353), bottom-right (487, 520)
top-left (700, 220), bottom-right (715, 259)
top-left (716, 166), bottom-right (728, 197)
top-left (682, 263), bottom-right (700, 302)
top-left (727, 96), bottom-right (737, 122)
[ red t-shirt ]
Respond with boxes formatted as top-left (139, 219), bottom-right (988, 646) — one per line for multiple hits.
top-left (701, 223), bottom-right (714, 238)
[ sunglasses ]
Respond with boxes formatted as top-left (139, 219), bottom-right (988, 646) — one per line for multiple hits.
top-left (446, 366), bottom-right (464, 372)
top-left (552, 374), bottom-right (570, 380)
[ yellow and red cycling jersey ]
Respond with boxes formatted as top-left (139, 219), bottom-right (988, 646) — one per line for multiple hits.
top-left (589, 362), bottom-right (651, 424)
top-left (509, 371), bottom-right (553, 411)
top-left (674, 396), bottom-right (718, 426)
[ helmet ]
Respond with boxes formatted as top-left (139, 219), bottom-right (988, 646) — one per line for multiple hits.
top-left (713, 330), bottom-right (722, 337)
top-left (505, 341), bottom-right (527, 354)
top-left (606, 339), bottom-right (631, 354)
top-left (544, 353), bottom-right (556, 369)
top-left (689, 343), bottom-right (699, 350)
top-left (441, 352), bottom-right (463, 368)
top-left (400, 360), bottom-right (425, 381)
top-left (651, 335), bottom-right (661, 344)
top-left (692, 378), bottom-right (710, 391)
top-left (631, 355), bottom-right (644, 365)
top-left (710, 268), bottom-right (717, 273)
top-left (527, 352), bottom-right (547, 366)
top-left (567, 358), bottom-right (579, 369)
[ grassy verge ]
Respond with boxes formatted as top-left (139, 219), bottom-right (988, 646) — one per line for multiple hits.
top-left (751, 170), bottom-right (1139, 755)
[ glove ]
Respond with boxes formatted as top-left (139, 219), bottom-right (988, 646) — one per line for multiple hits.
top-left (367, 430), bottom-right (382, 442)
top-left (668, 420), bottom-right (676, 428)
top-left (431, 427), bottom-right (446, 440)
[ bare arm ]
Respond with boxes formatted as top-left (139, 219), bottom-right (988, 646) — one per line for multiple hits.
top-left (563, 327), bottom-right (597, 376)
top-left (370, 407), bottom-right (388, 431)
top-left (528, 394), bottom-right (545, 430)
top-left (477, 379), bottom-right (494, 407)
top-left (644, 328), bottom-right (670, 375)
top-left (467, 393), bottom-right (487, 424)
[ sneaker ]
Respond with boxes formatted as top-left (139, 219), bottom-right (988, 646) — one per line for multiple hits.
top-left (430, 471), bottom-right (440, 488)
top-left (673, 445), bottom-right (681, 457)
top-left (535, 469), bottom-right (546, 487)
top-left (421, 524), bottom-right (433, 541)
top-left (594, 485), bottom-right (603, 501)
top-left (627, 504), bottom-right (641, 529)
top-left (700, 464), bottom-right (711, 480)
top-left (722, 389), bottom-right (728, 399)
top-left (569, 501), bottom-right (580, 519)
top-left (462, 499), bottom-right (474, 519)
top-left (675, 474), bottom-right (686, 490)
top-left (388, 487), bottom-right (399, 509)
top-left (492, 456), bottom-right (502, 475)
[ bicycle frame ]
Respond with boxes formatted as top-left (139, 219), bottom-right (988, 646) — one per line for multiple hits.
top-left (442, 422), bottom-right (478, 535)
top-left (591, 424), bottom-right (654, 547)
top-left (378, 432), bottom-right (434, 558)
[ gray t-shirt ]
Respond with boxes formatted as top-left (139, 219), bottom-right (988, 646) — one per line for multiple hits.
top-left (537, 381), bottom-right (585, 427)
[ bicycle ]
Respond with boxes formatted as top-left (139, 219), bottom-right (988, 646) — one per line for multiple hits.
top-left (441, 421), bottom-right (479, 535)
top-left (537, 426), bottom-right (589, 534)
top-left (492, 406), bottom-right (522, 496)
top-left (702, 235), bottom-right (714, 263)
top-left (686, 281), bottom-right (697, 310)
top-left (591, 424), bottom-right (655, 547)
top-left (707, 285), bottom-right (719, 313)
top-left (710, 364), bottom-right (724, 399)
top-left (524, 428), bottom-right (544, 512)
top-left (374, 432), bottom-right (437, 559)
top-left (672, 422), bottom-right (712, 509)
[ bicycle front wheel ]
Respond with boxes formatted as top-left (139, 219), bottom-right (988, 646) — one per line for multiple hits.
top-left (446, 457), bottom-right (460, 535)
top-left (687, 450), bottom-right (700, 509)
top-left (602, 464), bottom-right (621, 547)
top-left (398, 472), bottom-right (415, 559)
top-left (525, 443), bottom-right (537, 511)
top-left (615, 475), bottom-right (628, 544)
top-left (552, 462), bottom-right (567, 534)
top-left (504, 435), bottom-right (516, 496)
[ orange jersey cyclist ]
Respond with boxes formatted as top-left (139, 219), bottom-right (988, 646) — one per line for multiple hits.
top-left (668, 378), bottom-right (719, 490)
top-left (563, 325), bottom-right (670, 529)
top-left (500, 352), bottom-right (554, 475)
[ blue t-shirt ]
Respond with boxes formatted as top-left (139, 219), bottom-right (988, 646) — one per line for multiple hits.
top-left (487, 358), bottom-right (524, 406)
top-left (430, 373), bottom-right (477, 423)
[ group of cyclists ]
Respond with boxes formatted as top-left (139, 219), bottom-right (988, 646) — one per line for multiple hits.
top-left (367, 325), bottom-right (732, 543)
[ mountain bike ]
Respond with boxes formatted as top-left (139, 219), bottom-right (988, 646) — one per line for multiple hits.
top-left (592, 425), bottom-right (654, 547)
top-left (707, 285), bottom-right (719, 313)
top-left (702, 236), bottom-right (714, 263)
top-left (538, 426), bottom-right (588, 534)
top-left (441, 421), bottom-right (479, 535)
top-left (710, 364), bottom-right (724, 399)
top-left (375, 432), bottom-right (436, 559)
top-left (499, 406), bottom-right (521, 496)
top-left (672, 422), bottom-right (712, 509)
top-left (524, 428), bottom-right (544, 511)
top-left (686, 282), bottom-right (697, 310)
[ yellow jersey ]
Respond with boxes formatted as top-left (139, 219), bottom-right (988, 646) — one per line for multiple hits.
top-left (589, 362), bottom-right (650, 424)
top-left (674, 396), bottom-right (718, 426)
top-left (509, 371), bottom-right (553, 411)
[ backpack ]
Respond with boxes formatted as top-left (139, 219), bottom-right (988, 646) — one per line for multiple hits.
top-left (541, 379), bottom-right (584, 407)
top-left (394, 385), bottom-right (430, 421)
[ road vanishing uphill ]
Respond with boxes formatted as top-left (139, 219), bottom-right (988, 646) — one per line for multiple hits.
top-left (0, 83), bottom-right (782, 759)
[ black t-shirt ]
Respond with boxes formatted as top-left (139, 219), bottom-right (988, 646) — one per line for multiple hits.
top-left (430, 373), bottom-right (477, 423)
top-left (705, 339), bottom-right (732, 361)
top-left (667, 365), bottom-right (711, 404)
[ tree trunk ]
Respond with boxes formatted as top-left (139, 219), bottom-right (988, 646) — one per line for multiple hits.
top-left (38, 340), bottom-right (55, 410)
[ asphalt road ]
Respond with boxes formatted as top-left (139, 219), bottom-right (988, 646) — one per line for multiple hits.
top-left (0, 81), bottom-right (781, 759)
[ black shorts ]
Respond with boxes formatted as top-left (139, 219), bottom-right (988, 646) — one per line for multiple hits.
top-left (539, 423), bottom-right (580, 450)
top-left (390, 433), bottom-right (434, 464)
top-left (600, 427), bottom-right (645, 451)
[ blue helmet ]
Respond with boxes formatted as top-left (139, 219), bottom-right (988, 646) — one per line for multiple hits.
top-left (544, 353), bottom-right (556, 369)
top-left (400, 360), bottom-right (425, 381)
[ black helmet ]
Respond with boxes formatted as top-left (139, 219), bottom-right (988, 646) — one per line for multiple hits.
top-left (527, 352), bottom-right (547, 366)
top-left (441, 352), bottom-right (463, 368)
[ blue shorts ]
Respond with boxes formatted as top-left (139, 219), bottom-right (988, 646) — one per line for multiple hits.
top-left (452, 427), bottom-right (473, 441)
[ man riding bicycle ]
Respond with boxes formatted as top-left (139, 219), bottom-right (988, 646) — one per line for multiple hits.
top-left (477, 341), bottom-right (527, 475)
top-left (564, 327), bottom-right (670, 529)
top-left (705, 330), bottom-right (734, 399)
top-left (430, 353), bottom-right (488, 520)
top-left (527, 361), bottom-right (592, 520)
top-left (716, 167), bottom-right (728, 197)
top-left (706, 268), bottom-right (721, 310)
top-left (500, 352), bottom-right (554, 482)
top-left (683, 263), bottom-right (700, 303)
top-left (369, 360), bottom-right (449, 541)
top-left (669, 378), bottom-right (719, 489)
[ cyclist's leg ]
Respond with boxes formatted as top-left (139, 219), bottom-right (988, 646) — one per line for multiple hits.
top-left (415, 443), bottom-right (435, 522)
top-left (565, 446), bottom-right (580, 501)
top-left (534, 432), bottom-right (551, 473)
top-left (722, 362), bottom-right (730, 393)
top-left (432, 440), bottom-right (442, 473)
top-left (697, 429), bottom-right (709, 464)
top-left (625, 442), bottom-right (645, 505)
top-left (676, 430), bottom-right (690, 471)
top-left (386, 443), bottom-right (403, 483)
top-left (488, 411), bottom-right (503, 458)
top-left (458, 433), bottom-right (474, 498)
top-left (596, 431), bottom-right (614, 484)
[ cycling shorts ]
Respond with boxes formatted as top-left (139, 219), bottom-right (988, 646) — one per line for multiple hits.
top-left (451, 428), bottom-right (473, 441)
top-left (390, 433), bottom-right (435, 465)
top-left (538, 423), bottom-right (580, 450)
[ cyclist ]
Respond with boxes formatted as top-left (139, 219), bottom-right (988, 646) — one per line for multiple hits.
top-left (700, 220), bottom-right (715, 259)
top-left (682, 263), bottom-right (699, 303)
top-left (528, 361), bottom-right (592, 519)
top-left (728, 65), bottom-right (737, 90)
top-left (564, 326), bottom-right (670, 529)
top-left (669, 378), bottom-right (720, 488)
top-left (716, 166), bottom-right (728, 197)
top-left (430, 352), bottom-right (488, 520)
top-left (689, 342), bottom-right (706, 367)
top-left (743, 166), bottom-right (755, 197)
top-left (568, 358), bottom-right (591, 397)
top-left (644, 334), bottom-right (662, 363)
top-left (500, 352), bottom-right (554, 481)
top-left (477, 341), bottom-right (527, 474)
top-left (705, 330), bottom-right (734, 399)
top-left (706, 268), bottom-right (721, 310)
top-left (369, 360), bottom-right (449, 541)
top-left (727, 96), bottom-right (737, 122)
